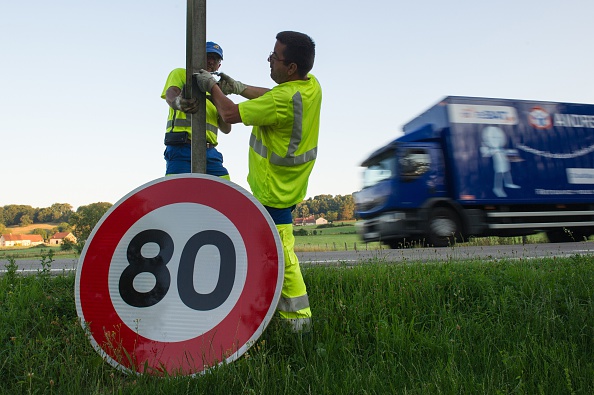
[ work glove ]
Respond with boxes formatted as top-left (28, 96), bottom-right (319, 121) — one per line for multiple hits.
top-left (174, 96), bottom-right (200, 113)
top-left (217, 72), bottom-right (247, 95)
top-left (193, 69), bottom-right (217, 93)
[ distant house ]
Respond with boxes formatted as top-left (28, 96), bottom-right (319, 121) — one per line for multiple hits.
top-left (48, 232), bottom-right (77, 246)
top-left (315, 217), bottom-right (328, 225)
top-left (0, 234), bottom-right (45, 247)
top-left (294, 215), bottom-right (315, 226)
top-left (294, 215), bottom-right (328, 226)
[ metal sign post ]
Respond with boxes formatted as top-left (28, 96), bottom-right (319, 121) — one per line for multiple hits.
top-left (186, 0), bottom-right (207, 174)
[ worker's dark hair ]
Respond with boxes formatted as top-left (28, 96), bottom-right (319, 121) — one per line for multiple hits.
top-left (276, 31), bottom-right (315, 78)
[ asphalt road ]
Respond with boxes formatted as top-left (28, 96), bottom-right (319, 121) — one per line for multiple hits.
top-left (3, 242), bottom-right (594, 275)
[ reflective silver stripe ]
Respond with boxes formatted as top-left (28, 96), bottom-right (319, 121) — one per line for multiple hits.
top-left (271, 146), bottom-right (317, 166)
top-left (167, 119), bottom-right (191, 128)
top-left (250, 133), bottom-right (268, 157)
top-left (287, 92), bottom-right (303, 155)
top-left (277, 294), bottom-right (309, 312)
top-left (207, 124), bottom-right (218, 135)
top-left (249, 91), bottom-right (317, 166)
top-left (166, 120), bottom-right (218, 135)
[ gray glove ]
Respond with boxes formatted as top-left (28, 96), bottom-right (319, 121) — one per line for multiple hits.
top-left (217, 72), bottom-right (246, 95)
top-left (193, 69), bottom-right (217, 93)
top-left (173, 95), bottom-right (200, 113)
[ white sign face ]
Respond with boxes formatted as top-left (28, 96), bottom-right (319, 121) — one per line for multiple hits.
top-left (108, 203), bottom-right (248, 342)
top-left (75, 175), bottom-right (283, 376)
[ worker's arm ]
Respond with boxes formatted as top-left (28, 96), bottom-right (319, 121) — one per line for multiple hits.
top-left (217, 113), bottom-right (232, 134)
top-left (194, 70), bottom-right (271, 124)
top-left (210, 84), bottom-right (242, 125)
top-left (193, 70), bottom-right (242, 124)
top-left (238, 85), bottom-right (270, 99)
top-left (218, 72), bottom-right (270, 99)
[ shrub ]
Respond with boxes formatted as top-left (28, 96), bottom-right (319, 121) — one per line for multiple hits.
top-left (293, 228), bottom-right (309, 236)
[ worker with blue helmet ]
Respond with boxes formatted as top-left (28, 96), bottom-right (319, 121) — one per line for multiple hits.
top-left (161, 41), bottom-right (231, 178)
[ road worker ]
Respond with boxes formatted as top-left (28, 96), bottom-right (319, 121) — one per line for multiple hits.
top-left (194, 31), bottom-right (321, 332)
top-left (161, 41), bottom-right (231, 179)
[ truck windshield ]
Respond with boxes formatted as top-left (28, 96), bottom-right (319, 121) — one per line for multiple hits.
top-left (362, 155), bottom-right (396, 188)
top-left (399, 148), bottom-right (431, 181)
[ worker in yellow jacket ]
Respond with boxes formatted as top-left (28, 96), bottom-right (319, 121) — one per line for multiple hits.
top-left (194, 31), bottom-right (321, 332)
top-left (161, 41), bottom-right (231, 179)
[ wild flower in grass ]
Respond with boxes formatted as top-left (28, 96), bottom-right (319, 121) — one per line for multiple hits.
top-left (27, 371), bottom-right (34, 393)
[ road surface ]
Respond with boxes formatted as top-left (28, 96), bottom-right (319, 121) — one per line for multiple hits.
top-left (3, 242), bottom-right (594, 275)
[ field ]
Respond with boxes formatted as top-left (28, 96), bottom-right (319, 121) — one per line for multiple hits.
top-left (1, 254), bottom-right (593, 394)
top-left (3, 223), bottom-right (59, 235)
top-left (293, 222), bottom-right (382, 251)
top-left (0, 245), bottom-right (76, 261)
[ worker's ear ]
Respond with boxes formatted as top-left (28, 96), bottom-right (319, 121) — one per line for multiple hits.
top-left (287, 62), bottom-right (298, 77)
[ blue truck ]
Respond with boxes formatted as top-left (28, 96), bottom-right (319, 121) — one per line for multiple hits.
top-left (353, 96), bottom-right (594, 247)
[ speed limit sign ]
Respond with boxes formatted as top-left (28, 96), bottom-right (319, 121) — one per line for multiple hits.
top-left (74, 174), bottom-right (284, 375)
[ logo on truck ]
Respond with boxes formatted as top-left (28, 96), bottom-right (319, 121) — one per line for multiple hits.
top-left (554, 113), bottom-right (594, 128)
top-left (528, 106), bottom-right (552, 130)
top-left (448, 104), bottom-right (518, 125)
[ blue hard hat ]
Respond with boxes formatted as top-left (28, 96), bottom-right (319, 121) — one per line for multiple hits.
top-left (206, 41), bottom-right (223, 60)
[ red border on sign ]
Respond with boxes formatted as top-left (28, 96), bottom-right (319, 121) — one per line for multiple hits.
top-left (77, 176), bottom-right (281, 375)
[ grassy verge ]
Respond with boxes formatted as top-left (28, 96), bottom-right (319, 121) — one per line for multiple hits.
top-left (293, 225), bottom-right (550, 252)
top-left (1, 254), bottom-right (593, 394)
top-left (0, 246), bottom-right (78, 261)
top-left (2, 222), bottom-right (550, 256)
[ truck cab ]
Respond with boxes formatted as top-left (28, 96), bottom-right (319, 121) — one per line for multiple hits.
top-left (354, 140), bottom-right (457, 248)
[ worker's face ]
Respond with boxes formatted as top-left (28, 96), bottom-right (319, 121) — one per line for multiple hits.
top-left (268, 41), bottom-right (291, 84)
top-left (206, 53), bottom-right (222, 72)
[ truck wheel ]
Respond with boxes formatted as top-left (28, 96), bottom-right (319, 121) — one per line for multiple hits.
top-left (427, 207), bottom-right (460, 247)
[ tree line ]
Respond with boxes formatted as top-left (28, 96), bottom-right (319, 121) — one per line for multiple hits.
top-left (293, 194), bottom-right (355, 222)
top-left (0, 194), bottom-right (355, 243)
top-left (0, 202), bottom-right (113, 243)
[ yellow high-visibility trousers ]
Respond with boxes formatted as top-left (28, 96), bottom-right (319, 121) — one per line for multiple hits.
top-left (275, 224), bottom-right (312, 331)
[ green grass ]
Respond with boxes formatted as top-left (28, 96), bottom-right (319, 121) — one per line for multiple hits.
top-left (1, 254), bottom-right (594, 394)
top-left (295, 232), bottom-right (382, 251)
top-left (0, 246), bottom-right (78, 261)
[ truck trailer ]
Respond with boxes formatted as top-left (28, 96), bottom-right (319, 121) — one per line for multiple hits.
top-left (353, 96), bottom-right (594, 248)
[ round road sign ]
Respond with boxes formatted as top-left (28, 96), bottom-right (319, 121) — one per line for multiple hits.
top-left (75, 174), bottom-right (284, 375)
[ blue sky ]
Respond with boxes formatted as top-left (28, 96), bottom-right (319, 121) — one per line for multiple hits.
top-left (2, 1), bottom-right (594, 209)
